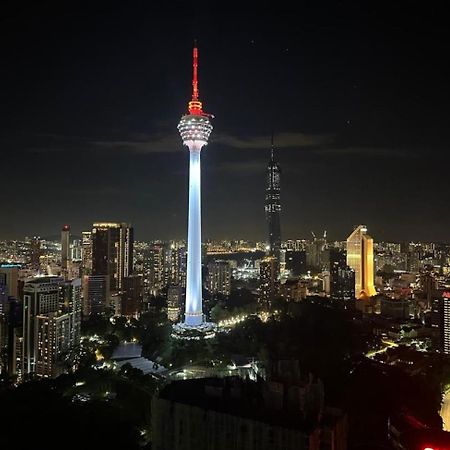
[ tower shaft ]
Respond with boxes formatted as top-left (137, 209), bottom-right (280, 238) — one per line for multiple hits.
top-left (185, 147), bottom-right (203, 326)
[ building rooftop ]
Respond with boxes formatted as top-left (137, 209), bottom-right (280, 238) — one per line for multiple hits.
top-left (157, 376), bottom-right (334, 432)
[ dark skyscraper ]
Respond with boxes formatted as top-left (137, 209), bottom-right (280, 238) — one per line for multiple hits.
top-left (265, 143), bottom-right (281, 258)
top-left (330, 248), bottom-right (355, 302)
top-left (91, 222), bottom-right (134, 293)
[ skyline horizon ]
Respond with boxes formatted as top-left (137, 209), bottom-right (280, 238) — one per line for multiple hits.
top-left (2, 4), bottom-right (449, 243)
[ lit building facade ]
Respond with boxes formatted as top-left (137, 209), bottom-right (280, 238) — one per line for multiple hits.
top-left (81, 231), bottom-right (92, 275)
top-left (61, 224), bottom-right (70, 277)
top-left (167, 285), bottom-right (182, 322)
top-left (177, 46), bottom-right (213, 328)
top-left (329, 248), bottom-right (355, 301)
top-left (91, 222), bottom-right (134, 294)
top-left (346, 225), bottom-right (376, 298)
top-left (148, 243), bottom-right (165, 295)
top-left (265, 145), bottom-right (281, 259)
top-left (443, 292), bottom-right (450, 355)
top-left (22, 276), bottom-right (81, 378)
top-left (260, 256), bottom-right (278, 308)
top-left (207, 260), bottom-right (232, 297)
top-left (0, 264), bottom-right (19, 299)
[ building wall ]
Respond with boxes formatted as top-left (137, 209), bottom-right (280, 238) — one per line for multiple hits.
top-left (152, 398), bottom-right (314, 450)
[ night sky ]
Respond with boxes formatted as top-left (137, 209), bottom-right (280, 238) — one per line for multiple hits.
top-left (1, 2), bottom-right (449, 242)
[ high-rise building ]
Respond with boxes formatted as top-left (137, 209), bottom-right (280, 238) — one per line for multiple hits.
top-left (22, 276), bottom-right (80, 378)
top-left (121, 275), bottom-right (143, 318)
top-left (81, 231), bottom-right (92, 275)
top-left (63, 278), bottom-right (82, 348)
top-left (167, 285), bottom-right (182, 322)
top-left (30, 236), bottom-right (42, 270)
top-left (85, 275), bottom-right (109, 315)
top-left (260, 256), bottom-right (278, 308)
top-left (346, 225), bottom-right (376, 298)
top-left (61, 224), bottom-right (71, 276)
top-left (330, 249), bottom-right (355, 302)
top-left (207, 260), bottom-right (232, 297)
top-left (306, 232), bottom-right (328, 271)
top-left (0, 264), bottom-right (19, 299)
top-left (442, 291), bottom-right (450, 355)
top-left (176, 46), bottom-right (213, 329)
top-left (91, 222), bottom-right (133, 293)
top-left (265, 143), bottom-right (281, 259)
top-left (167, 242), bottom-right (187, 288)
top-left (148, 243), bottom-right (165, 295)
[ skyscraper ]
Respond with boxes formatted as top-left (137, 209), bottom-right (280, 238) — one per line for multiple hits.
top-left (148, 243), bottom-right (165, 295)
top-left (61, 224), bottom-right (70, 276)
top-left (260, 256), bottom-right (278, 308)
top-left (265, 142), bottom-right (281, 259)
top-left (176, 45), bottom-right (213, 329)
top-left (329, 248), bottom-right (355, 302)
top-left (121, 275), bottom-right (143, 318)
top-left (22, 276), bottom-right (81, 378)
top-left (442, 291), bottom-right (450, 355)
top-left (91, 222), bottom-right (133, 293)
top-left (167, 285), bottom-right (182, 322)
top-left (81, 231), bottom-right (92, 275)
top-left (346, 225), bottom-right (377, 298)
top-left (207, 260), bottom-right (232, 297)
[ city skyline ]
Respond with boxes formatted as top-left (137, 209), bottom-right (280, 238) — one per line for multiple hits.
top-left (1, 4), bottom-right (449, 242)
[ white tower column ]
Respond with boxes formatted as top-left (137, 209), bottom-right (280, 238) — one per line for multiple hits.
top-left (185, 143), bottom-right (204, 326)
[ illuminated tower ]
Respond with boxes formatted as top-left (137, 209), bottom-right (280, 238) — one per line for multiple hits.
top-left (346, 225), bottom-right (376, 298)
top-left (265, 140), bottom-right (281, 259)
top-left (177, 46), bottom-right (213, 327)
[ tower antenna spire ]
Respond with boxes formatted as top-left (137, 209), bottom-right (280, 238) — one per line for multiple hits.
top-left (192, 42), bottom-right (199, 102)
top-left (188, 42), bottom-right (204, 115)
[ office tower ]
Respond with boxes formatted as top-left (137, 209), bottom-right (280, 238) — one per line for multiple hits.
top-left (63, 278), bottom-right (82, 348)
top-left (207, 260), bottom-right (232, 297)
top-left (91, 222), bottom-right (133, 293)
top-left (0, 283), bottom-right (8, 373)
top-left (30, 236), bottom-right (42, 270)
top-left (167, 285), bottom-right (182, 322)
top-left (148, 243), bottom-right (165, 295)
top-left (81, 231), bottom-right (92, 275)
top-left (285, 250), bottom-right (307, 277)
top-left (61, 224), bottom-right (70, 275)
top-left (177, 45), bottom-right (213, 328)
top-left (22, 276), bottom-right (81, 378)
top-left (0, 264), bottom-right (19, 298)
top-left (71, 239), bottom-right (82, 262)
top-left (85, 275), bottom-right (109, 315)
top-left (167, 242), bottom-right (187, 288)
top-left (265, 141), bottom-right (281, 259)
top-left (346, 225), bottom-right (377, 298)
top-left (121, 275), bottom-right (143, 318)
top-left (22, 276), bottom-right (62, 376)
top-left (306, 231), bottom-right (328, 271)
top-left (260, 256), bottom-right (278, 308)
top-left (330, 249), bottom-right (355, 301)
top-left (442, 292), bottom-right (450, 355)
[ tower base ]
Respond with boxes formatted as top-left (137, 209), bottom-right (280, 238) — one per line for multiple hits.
top-left (171, 321), bottom-right (216, 340)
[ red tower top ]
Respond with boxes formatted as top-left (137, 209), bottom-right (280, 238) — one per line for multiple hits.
top-left (188, 46), bottom-right (205, 116)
